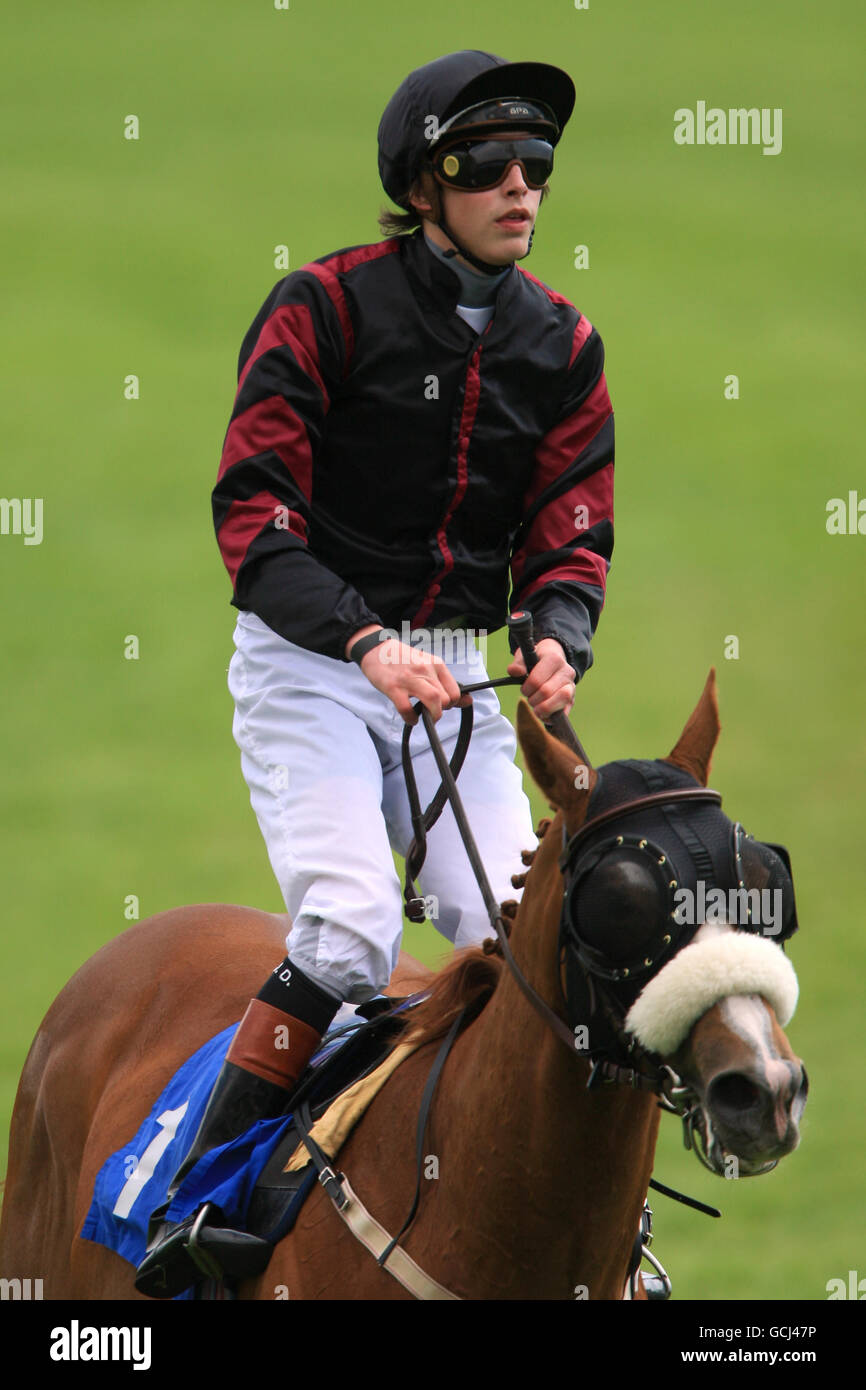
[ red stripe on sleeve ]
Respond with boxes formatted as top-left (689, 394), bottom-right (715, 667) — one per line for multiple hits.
top-left (516, 551), bottom-right (609, 604)
top-left (217, 396), bottom-right (314, 501)
top-left (217, 491), bottom-right (307, 587)
top-left (238, 304), bottom-right (327, 405)
top-left (522, 373), bottom-right (612, 514)
top-left (568, 315), bottom-right (594, 368)
top-left (512, 462), bottom-right (614, 591)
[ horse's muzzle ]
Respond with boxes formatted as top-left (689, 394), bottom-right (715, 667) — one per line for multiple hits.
top-left (705, 1060), bottom-right (809, 1169)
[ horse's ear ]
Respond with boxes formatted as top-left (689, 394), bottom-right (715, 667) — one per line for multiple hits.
top-left (663, 667), bottom-right (720, 786)
top-left (516, 700), bottom-right (596, 829)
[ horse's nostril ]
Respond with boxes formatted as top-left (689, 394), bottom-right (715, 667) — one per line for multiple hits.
top-left (708, 1072), bottom-right (762, 1115)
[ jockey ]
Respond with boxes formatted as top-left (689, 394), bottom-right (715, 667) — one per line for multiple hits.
top-left (136, 48), bottom-right (614, 1297)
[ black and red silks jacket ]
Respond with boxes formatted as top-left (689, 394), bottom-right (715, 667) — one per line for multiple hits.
top-left (213, 228), bottom-right (614, 678)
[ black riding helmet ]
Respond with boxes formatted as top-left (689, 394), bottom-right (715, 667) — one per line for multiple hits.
top-left (378, 50), bottom-right (576, 274)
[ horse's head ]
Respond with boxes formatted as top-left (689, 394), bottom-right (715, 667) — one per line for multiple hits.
top-left (515, 668), bottom-right (808, 1178)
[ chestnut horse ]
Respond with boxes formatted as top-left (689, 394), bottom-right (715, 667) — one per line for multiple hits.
top-left (0, 673), bottom-right (806, 1299)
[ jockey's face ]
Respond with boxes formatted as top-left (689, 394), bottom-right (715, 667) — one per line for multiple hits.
top-left (413, 131), bottom-right (545, 270)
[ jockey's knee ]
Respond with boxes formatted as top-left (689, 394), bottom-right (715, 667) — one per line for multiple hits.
top-left (285, 920), bottom-right (398, 1006)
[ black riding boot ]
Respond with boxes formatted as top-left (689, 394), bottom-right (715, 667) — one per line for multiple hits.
top-left (134, 998), bottom-right (326, 1298)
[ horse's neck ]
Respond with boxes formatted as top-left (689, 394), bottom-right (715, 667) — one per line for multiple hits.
top-left (413, 897), bottom-right (661, 1298)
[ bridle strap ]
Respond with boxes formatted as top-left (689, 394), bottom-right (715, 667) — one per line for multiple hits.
top-left (560, 789), bottom-right (723, 868)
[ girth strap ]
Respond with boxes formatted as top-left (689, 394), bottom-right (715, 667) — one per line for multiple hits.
top-left (292, 1010), bottom-right (466, 1300)
top-left (319, 1174), bottom-right (459, 1300)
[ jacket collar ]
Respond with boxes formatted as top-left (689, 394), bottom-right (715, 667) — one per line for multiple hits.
top-left (400, 227), bottom-right (517, 314)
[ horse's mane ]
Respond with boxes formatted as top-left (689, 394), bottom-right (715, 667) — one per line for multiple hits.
top-left (401, 945), bottom-right (504, 1049)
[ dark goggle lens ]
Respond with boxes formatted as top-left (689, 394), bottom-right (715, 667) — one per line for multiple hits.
top-left (433, 139), bottom-right (554, 190)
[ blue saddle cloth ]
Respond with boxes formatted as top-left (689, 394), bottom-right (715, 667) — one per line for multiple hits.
top-left (81, 1012), bottom-right (367, 1283)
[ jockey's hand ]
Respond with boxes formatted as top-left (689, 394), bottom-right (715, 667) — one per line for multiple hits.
top-left (355, 636), bottom-right (472, 726)
top-left (507, 637), bottom-right (576, 721)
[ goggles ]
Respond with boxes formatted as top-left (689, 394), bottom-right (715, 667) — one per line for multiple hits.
top-left (429, 137), bottom-right (554, 192)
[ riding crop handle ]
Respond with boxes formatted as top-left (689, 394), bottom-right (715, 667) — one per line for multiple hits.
top-left (507, 611), bottom-right (591, 767)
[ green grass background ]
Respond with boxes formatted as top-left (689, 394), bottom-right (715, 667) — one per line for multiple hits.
top-left (1, 0), bottom-right (863, 1301)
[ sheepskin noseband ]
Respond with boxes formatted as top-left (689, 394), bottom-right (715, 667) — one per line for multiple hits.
top-left (624, 924), bottom-right (799, 1056)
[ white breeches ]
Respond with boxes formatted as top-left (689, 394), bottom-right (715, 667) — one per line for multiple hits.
top-left (227, 611), bottom-right (537, 1003)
